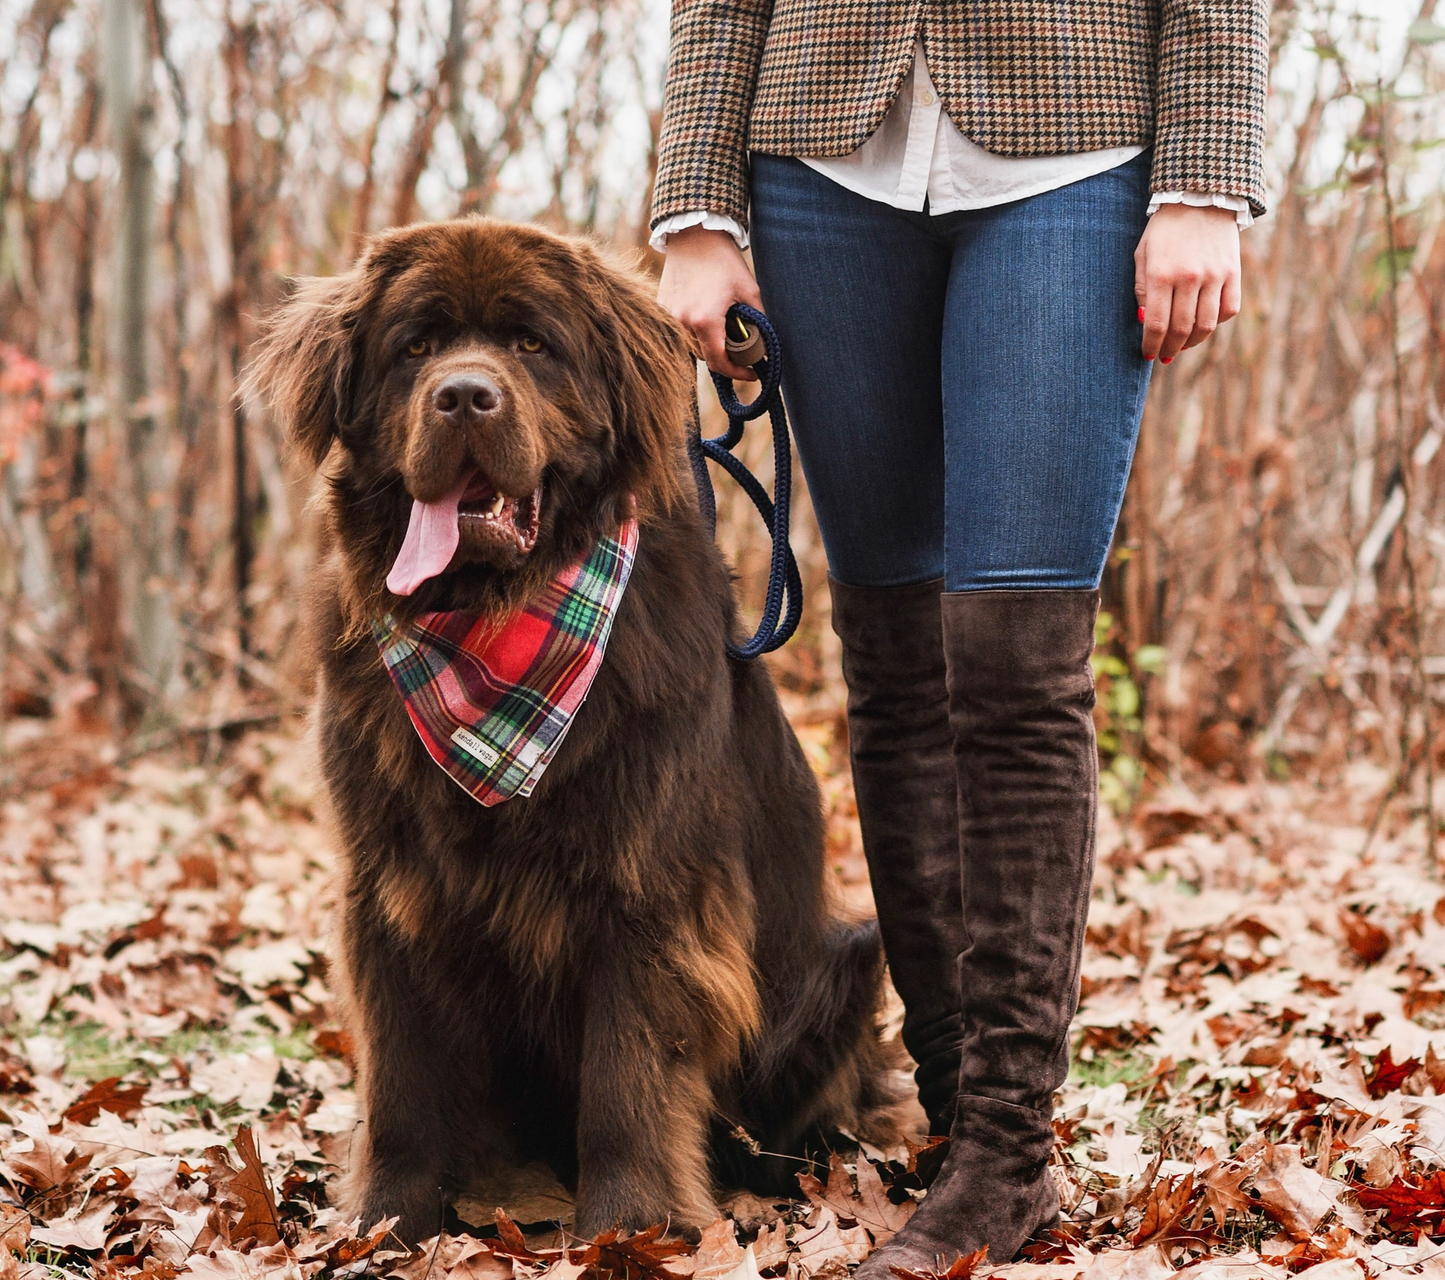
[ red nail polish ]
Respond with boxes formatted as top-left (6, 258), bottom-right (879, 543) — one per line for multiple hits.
top-left (1137, 306), bottom-right (1145, 322)
top-left (1161, 356), bottom-right (1173, 364)
top-left (1145, 354), bottom-right (1155, 361)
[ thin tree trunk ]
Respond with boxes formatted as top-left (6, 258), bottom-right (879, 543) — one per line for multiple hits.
top-left (149, 0), bottom-right (199, 571)
top-left (223, 14), bottom-right (256, 664)
top-left (106, 0), bottom-right (177, 704)
top-left (70, 74), bottom-right (100, 590)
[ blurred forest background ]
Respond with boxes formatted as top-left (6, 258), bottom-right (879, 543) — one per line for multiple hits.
top-left (0, 0), bottom-right (1443, 826)
top-left (6, 4), bottom-right (1445, 1275)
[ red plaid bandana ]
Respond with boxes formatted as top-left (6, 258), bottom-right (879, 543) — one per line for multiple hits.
top-left (371, 520), bottom-right (639, 806)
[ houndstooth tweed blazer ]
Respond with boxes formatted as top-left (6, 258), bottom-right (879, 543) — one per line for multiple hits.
top-left (650, 0), bottom-right (1271, 235)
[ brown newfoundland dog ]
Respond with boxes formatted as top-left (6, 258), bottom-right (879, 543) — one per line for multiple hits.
top-left (248, 218), bottom-right (901, 1244)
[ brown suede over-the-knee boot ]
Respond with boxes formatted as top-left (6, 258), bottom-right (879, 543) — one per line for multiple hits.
top-left (857, 588), bottom-right (1099, 1276)
top-left (829, 576), bottom-right (965, 1135)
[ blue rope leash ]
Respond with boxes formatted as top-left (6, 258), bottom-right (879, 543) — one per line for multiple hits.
top-left (685, 303), bottom-right (803, 661)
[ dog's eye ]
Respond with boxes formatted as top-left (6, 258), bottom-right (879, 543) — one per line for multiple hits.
top-left (406, 339), bottom-right (429, 357)
top-left (517, 335), bottom-right (545, 354)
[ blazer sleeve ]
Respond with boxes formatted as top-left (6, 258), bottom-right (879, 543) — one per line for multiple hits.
top-left (650, 0), bottom-right (775, 235)
top-left (1151, 0), bottom-right (1271, 216)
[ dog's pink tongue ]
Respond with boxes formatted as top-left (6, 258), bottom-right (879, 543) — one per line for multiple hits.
top-left (386, 474), bottom-right (471, 596)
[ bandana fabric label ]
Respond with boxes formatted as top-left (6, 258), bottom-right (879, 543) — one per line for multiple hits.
top-left (371, 520), bottom-right (639, 806)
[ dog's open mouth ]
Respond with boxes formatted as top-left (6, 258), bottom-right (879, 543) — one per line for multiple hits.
top-left (386, 468), bottom-right (543, 597)
top-left (456, 472), bottom-right (541, 557)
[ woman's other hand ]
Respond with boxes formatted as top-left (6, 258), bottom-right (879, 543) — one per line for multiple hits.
top-left (1134, 204), bottom-right (1241, 364)
top-left (658, 226), bottom-right (765, 382)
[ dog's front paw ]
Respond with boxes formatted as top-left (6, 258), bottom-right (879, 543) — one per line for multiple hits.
top-left (353, 1179), bottom-right (447, 1249)
top-left (574, 1192), bottom-right (676, 1241)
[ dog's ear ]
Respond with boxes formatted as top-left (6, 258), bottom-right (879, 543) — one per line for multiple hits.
top-left (246, 268), bottom-right (368, 469)
top-left (586, 254), bottom-right (695, 513)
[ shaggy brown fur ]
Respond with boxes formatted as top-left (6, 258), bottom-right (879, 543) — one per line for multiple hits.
top-left (247, 218), bottom-right (901, 1245)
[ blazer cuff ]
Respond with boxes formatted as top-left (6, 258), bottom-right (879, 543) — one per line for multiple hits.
top-left (649, 211), bottom-right (751, 253)
top-left (1148, 191), bottom-right (1255, 229)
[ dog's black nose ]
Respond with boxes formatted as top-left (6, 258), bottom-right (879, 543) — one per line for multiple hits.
top-left (433, 375), bottom-right (501, 425)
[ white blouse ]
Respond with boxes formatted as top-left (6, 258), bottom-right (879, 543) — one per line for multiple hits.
top-left (652, 42), bottom-right (1253, 252)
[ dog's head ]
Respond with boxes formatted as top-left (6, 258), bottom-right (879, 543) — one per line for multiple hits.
top-left (248, 218), bottom-right (694, 622)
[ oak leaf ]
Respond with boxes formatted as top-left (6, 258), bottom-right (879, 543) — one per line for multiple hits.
top-left (1252, 1142), bottom-right (1363, 1240)
top-left (214, 1126), bottom-right (281, 1248)
top-left (1196, 1148), bottom-right (1251, 1226)
top-left (750, 1221), bottom-right (791, 1272)
top-left (59, 1075), bottom-right (148, 1126)
top-left (790, 1206), bottom-right (869, 1275)
top-left (29, 1201), bottom-right (114, 1252)
top-left (1355, 1171), bottom-right (1445, 1237)
top-left (1131, 1172), bottom-right (1196, 1246)
top-left (7, 1131), bottom-right (90, 1191)
top-left (383, 1236), bottom-right (511, 1280)
top-left (0, 1210), bottom-right (28, 1259)
top-left (1366, 1047), bottom-right (1421, 1099)
top-left (888, 1244), bottom-right (988, 1280)
top-left (796, 1156), bottom-right (856, 1222)
top-left (852, 1156), bottom-right (915, 1244)
top-left (580, 1220), bottom-right (695, 1280)
top-left (693, 1218), bottom-right (746, 1280)
top-left (797, 1155), bottom-right (913, 1245)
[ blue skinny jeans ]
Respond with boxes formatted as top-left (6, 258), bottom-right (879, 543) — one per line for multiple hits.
top-left (748, 151), bottom-right (1153, 591)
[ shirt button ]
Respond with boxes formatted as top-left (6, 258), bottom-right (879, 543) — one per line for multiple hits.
top-left (917, 89), bottom-right (936, 107)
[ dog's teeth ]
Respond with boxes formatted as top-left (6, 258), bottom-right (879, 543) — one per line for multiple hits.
top-left (488, 495), bottom-right (504, 517)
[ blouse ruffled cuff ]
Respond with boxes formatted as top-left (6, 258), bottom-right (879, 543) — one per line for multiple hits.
top-left (649, 210), bottom-right (750, 253)
top-left (1148, 191), bottom-right (1255, 228)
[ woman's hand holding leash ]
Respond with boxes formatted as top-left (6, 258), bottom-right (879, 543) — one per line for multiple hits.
top-left (1134, 203), bottom-right (1241, 364)
top-left (658, 225), bottom-right (764, 382)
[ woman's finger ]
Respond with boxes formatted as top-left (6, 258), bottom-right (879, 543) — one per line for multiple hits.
top-left (1184, 277), bottom-right (1222, 351)
top-left (1141, 277), bottom-right (1174, 361)
top-left (1220, 268), bottom-right (1242, 324)
top-left (1159, 278), bottom-right (1200, 362)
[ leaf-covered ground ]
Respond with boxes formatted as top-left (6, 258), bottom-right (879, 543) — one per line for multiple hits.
top-left (3, 706), bottom-right (1445, 1280)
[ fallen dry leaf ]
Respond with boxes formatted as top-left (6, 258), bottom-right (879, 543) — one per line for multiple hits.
top-left (1355, 1171), bottom-right (1445, 1237)
top-left (28, 1200), bottom-right (114, 1251)
top-left (6, 1131), bottom-right (91, 1192)
top-left (797, 1154), bottom-right (914, 1245)
top-left (693, 1218), bottom-right (746, 1280)
top-left (1365, 1047), bottom-right (1420, 1098)
top-left (1340, 908), bottom-right (1391, 966)
top-left (1197, 1148), bottom-right (1252, 1227)
top-left (750, 1221), bottom-right (791, 1272)
top-left (60, 1075), bottom-right (149, 1125)
top-left (1253, 1143), bottom-right (1364, 1240)
top-left (219, 1126), bottom-right (282, 1247)
top-left (1131, 1172), bottom-right (1195, 1246)
top-left (790, 1206), bottom-right (869, 1276)
top-left (888, 1245), bottom-right (988, 1280)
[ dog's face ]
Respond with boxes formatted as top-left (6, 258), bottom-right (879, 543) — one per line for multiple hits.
top-left (248, 219), bottom-right (693, 619)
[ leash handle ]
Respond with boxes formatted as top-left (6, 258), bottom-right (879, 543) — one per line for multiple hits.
top-left (689, 303), bottom-right (804, 661)
top-left (724, 312), bottom-right (766, 366)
